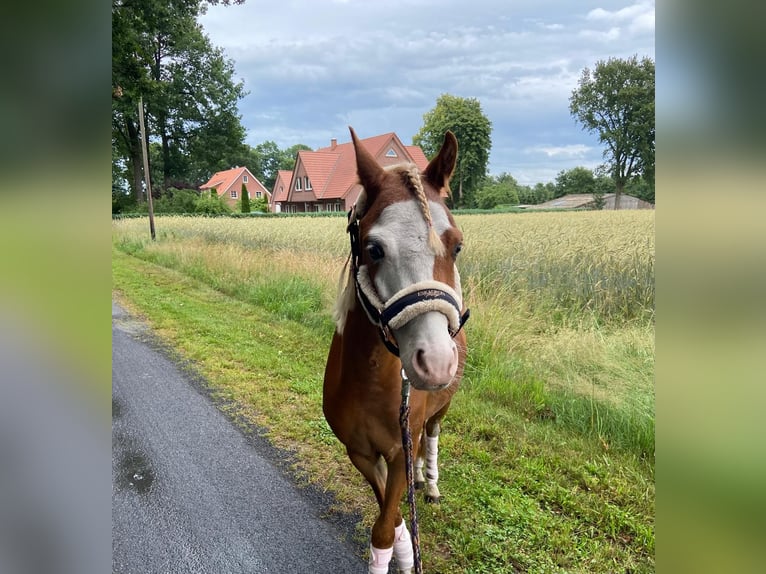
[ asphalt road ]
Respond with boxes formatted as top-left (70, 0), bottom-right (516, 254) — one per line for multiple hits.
top-left (112, 300), bottom-right (367, 573)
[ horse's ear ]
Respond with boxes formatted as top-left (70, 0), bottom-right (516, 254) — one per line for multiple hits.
top-left (350, 126), bottom-right (384, 203)
top-left (424, 131), bottom-right (458, 192)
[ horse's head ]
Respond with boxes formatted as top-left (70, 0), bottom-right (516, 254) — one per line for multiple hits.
top-left (343, 127), bottom-right (467, 391)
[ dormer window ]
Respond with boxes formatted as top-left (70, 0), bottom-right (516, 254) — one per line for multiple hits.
top-left (305, 176), bottom-right (312, 190)
top-left (385, 148), bottom-right (398, 158)
top-left (295, 177), bottom-right (302, 191)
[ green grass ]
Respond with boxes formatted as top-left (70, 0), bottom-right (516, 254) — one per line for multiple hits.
top-left (112, 210), bottom-right (654, 573)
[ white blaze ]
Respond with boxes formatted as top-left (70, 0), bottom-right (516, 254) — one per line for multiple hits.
top-left (367, 200), bottom-right (460, 390)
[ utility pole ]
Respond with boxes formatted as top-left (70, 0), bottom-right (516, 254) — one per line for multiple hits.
top-left (138, 96), bottom-right (156, 240)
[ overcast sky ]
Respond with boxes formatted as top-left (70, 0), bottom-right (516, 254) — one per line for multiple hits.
top-left (199, 0), bottom-right (654, 185)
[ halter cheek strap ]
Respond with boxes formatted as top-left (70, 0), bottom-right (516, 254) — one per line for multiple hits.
top-left (347, 211), bottom-right (470, 357)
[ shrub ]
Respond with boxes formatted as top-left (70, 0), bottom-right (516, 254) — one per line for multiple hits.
top-left (153, 188), bottom-right (200, 213)
top-left (252, 196), bottom-right (268, 213)
top-left (194, 192), bottom-right (232, 215)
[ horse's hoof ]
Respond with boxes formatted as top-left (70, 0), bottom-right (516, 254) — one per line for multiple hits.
top-left (424, 494), bottom-right (441, 504)
top-left (415, 481), bottom-right (425, 491)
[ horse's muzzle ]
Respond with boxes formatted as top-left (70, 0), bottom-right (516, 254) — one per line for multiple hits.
top-left (403, 333), bottom-right (459, 391)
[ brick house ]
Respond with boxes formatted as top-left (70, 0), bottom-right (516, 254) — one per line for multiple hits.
top-left (199, 166), bottom-right (270, 209)
top-left (271, 132), bottom-right (429, 214)
top-left (270, 170), bottom-right (293, 214)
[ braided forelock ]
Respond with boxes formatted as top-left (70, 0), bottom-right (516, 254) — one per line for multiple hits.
top-left (392, 164), bottom-right (446, 257)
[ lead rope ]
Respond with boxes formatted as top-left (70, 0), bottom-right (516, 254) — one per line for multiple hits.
top-left (399, 368), bottom-right (423, 574)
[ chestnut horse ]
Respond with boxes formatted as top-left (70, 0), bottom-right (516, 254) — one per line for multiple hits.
top-left (323, 128), bottom-right (468, 573)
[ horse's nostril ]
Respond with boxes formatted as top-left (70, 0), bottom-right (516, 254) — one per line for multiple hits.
top-left (415, 349), bottom-right (429, 375)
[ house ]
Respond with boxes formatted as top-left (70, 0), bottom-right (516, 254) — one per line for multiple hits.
top-left (271, 132), bottom-right (430, 214)
top-left (532, 193), bottom-right (654, 210)
top-left (270, 170), bottom-right (293, 213)
top-left (199, 166), bottom-right (270, 209)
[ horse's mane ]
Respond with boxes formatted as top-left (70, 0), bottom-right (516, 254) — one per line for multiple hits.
top-left (333, 163), bottom-right (445, 334)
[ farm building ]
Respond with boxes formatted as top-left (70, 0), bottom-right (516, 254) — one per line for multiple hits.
top-left (199, 166), bottom-right (270, 209)
top-left (532, 193), bottom-right (654, 210)
top-left (271, 132), bottom-right (430, 214)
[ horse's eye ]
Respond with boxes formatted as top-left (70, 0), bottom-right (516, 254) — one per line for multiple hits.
top-left (367, 243), bottom-right (385, 262)
top-left (453, 243), bottom-right (463, 258)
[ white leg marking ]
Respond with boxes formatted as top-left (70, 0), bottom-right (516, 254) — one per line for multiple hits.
top-left (369, 544), bottom-right (393, 574)
top-left (414, 454), bottom-right (425, 486)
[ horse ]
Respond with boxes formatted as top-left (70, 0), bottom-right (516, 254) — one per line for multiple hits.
top-left (323, 127), bottom-right (469, 574)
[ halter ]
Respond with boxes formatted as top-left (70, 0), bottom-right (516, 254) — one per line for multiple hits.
top-left (347, 207), bottom-right (470, 357)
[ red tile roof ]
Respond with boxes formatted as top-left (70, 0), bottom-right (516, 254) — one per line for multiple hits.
top-left (289, 132), bottom-right (429, 203)
top-left (405, 145), bottom-right (429, 168)
top-left (200, 166), bottom-right (268, 197)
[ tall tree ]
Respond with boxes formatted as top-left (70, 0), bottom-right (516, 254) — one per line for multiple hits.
top-left (112, 0), bottom-right (246, 201)
top-left (413, 94), bottom-right (492, 208)
top-left (569, 55), bottom-right (655, 209)
top-left (553, 166), bottom-right (597, 198)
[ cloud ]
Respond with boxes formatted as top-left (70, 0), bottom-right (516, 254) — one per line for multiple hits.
top-left (586, 1), bottom-right (655, 34)
top-left (199, 1), bottom-right (654, 184)
top-left (525, 144), bottom-right (593, 158)
top-left (578, 27), bottom-right (621, 42)
top-left (586, 1), bottom-right (653, 23)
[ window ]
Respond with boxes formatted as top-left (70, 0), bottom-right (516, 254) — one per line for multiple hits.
top-left (305, 176), bottom-right (312, 190)
top-left (385, 148), bottom-right (398, 158)
top-left (243, 175), bottom-right (248, 183)
top-left (230, 189), bottom-right (238, 199)
top-left (256, 191), bottom-right (262, 198)
top-left (295, 177), bottom-right (302, 191)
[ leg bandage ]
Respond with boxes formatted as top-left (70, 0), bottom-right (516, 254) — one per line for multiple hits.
top-left (393, 521), bottom-right (414, 573)
top-left (368, 544), bottom-right (393, 574)
top-left (426, 435), bottom-right (439, 484)
top-left (425, 435), bottom-right (441, 500)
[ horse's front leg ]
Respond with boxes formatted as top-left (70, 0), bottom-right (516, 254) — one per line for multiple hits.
top-left (423, 420), bottom-right (442, 503)
top-left (414, 431), bottom-right (426, 490)
top-left (369, 454), bottom-right (413, 574)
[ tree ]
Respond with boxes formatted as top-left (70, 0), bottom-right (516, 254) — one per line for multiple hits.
top-left (237, 141), bottom-right (311, 191)
top-left (474, 173), bottom-right (520, 209)
top-left (112, 0), bottom-right (246, 202)
top-left (518, 182), bottom-right (554, 205)
top-left (553, 166), bottom-right (597, 198)
top-left (240, 183), bottom-right (250, 213)
top-left (569, 55), bottom-right (655, 209)
top-left (413, 94), bottom-right (492, 208)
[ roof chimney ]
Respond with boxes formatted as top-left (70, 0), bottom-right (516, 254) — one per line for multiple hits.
top-left (331, 138), bottom-right (337, 150)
